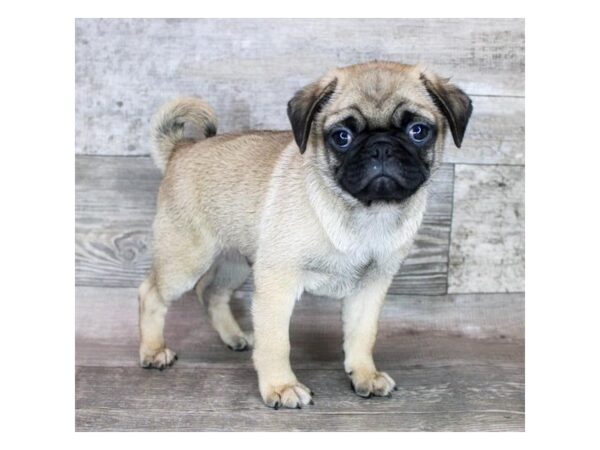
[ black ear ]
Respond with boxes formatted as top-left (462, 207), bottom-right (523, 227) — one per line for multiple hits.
top-left (420, 73), bottom-right (473, 148)
top-left (287, 78), bottom-right (337, 153)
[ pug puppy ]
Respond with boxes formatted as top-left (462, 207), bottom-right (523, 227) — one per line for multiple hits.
top-left (138, 61), bottom-right (472, 409)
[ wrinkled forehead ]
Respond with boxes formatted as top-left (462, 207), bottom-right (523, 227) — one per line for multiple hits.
top-left (323, 68), bottom-right (439, 130)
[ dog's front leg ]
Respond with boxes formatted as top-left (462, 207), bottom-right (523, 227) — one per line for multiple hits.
top-left (343, 276), bottom-right (397, 398)
top-left (252, 267), bottom-right (313, 409)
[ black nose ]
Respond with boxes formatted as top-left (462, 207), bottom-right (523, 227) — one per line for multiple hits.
top-left (367, 142), bottom-right (394, 160)
top-left (365, 134), bottom-right (396, 160)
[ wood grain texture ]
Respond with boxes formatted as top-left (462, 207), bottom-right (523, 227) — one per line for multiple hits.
top-left (76, 408), bottom-right (523, 432)
top-left (449, 165), bottom-right (525, 293)
top-left (75, 156), bottom-right (159, 287)
top-left (76, 366), bottom-right (524, 432)
top-left (75, 156), bottom-right (453, 294)
top-left (75, 18), bottom-right (524, 159)
top-left (76, 286), bottom-right (524, 368)
top-left (75, 286), bottom-right (523, 431)
top-left (444, 96), bottom-right (524, 165)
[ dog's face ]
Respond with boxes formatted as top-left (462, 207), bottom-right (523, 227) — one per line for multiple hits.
top-left (288, 62), bottom-right (472, 205)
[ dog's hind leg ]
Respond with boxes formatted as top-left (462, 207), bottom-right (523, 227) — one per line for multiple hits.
top-left (138, 219), bottom-right (218, 369)
top-left (195, 251), bottom-right (253, 351)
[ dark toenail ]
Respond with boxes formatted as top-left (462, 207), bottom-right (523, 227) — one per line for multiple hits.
top-left (310, 390), bottom-right (315, 396)
top-left (309, 399), bottom-right (314, 405)
top-left (393, 385), bottom-right (398, 391)
top-left (228, 344), bottom-right (247, 352)
top-left (351, 381), bottom-right (372, 399)
top-left (273, 401), bottom-right (281, 410)
top-left (297, 404), bottom-right (302, 409)
top-left (174, 355), bottom-right (178, 360)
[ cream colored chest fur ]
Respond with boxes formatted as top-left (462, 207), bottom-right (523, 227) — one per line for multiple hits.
top-left (300, 215), bottom-right (418, 298)
top-left (302, 251), bottom-right (385, 298)
top-left (255, 144), bottom-right (428, 299)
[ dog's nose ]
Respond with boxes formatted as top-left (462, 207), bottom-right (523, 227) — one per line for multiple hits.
top-left (367, 142), bottom-right (394, 160)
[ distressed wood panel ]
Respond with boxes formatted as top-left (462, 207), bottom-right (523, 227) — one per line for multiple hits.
top-left (77, 408), bottom-right (523, 432)
top-left (75, 156), bottom-right (159, 287)
top-left (75, 365), bottom-right (524, 431)
top-left (392, 164), bottom-right (452, 294)
top-left (76, 362), bottom-right (524, 414)
top-left (76, 286), bottom-right (524, 368)
top-left (76, 286), bottom-right (523, 431)
top-left (449, 165), bottom-right (525, 293)
top-left (444, 96), bottom-right (524, 165)
top-left (75, 18), bottom-right (524, 157)
top-left (75, 156), bottom-right (452, 294)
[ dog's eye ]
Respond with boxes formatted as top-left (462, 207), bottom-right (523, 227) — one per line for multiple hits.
top-left (330, 128), bottom-right (353, 150)
top-left (407, 122), bottom-right (432, 144)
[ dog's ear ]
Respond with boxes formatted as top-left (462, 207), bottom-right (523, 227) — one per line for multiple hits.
top-left (287, 78), bottom-right (337, 153)
top-left (420, 73), bottom-right (473, 148)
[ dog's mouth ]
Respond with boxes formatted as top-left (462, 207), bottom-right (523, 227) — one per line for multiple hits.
top-left (335, 144), bottom-right (430, 205)
top-left (338, 166), bottom-right (428, 204)
top-left (365, 175), bottom-right (400, 195)
top-left (352, 175), bottom-right (420, 204)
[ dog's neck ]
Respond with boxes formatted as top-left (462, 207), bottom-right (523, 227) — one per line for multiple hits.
top-left (300, 151), bottom-right (428, 256)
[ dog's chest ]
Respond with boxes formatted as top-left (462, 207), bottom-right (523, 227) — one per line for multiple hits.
top-left (297, 191), bottom-right (426, 299)
top-left (301, 230), bottom-right (399, 299)
top-left (302, 253), bottom-right (378, 298)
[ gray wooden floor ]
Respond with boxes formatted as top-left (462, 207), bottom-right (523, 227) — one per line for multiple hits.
top-left (76, 287), bottom-right (524, 431)
top-left (75, 19), bottom-right (524, 431)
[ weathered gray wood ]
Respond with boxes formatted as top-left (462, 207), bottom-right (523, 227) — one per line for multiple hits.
top-left (76, 365), bottom-right (524, 413)
top-left (75, 365), bottom-right (524, 431)
top-left (386, 291), bottom-right (524, 340)
top-left (444, 96), bottom-right (524, 165)
top-left (75, 286), bottom-right (524, 431)
top-left (75, 18), bottom-right (524, 157)
top-left (76, 286), bottom-right (524, 368)
top-left (75, 156), bottom-right (453, 294)
top-left (76, 407), bottom-right (523, 432)
top-left (449, 165), bottom-right (525, 293)
top-left (75, 156), bottom-right (158, 287)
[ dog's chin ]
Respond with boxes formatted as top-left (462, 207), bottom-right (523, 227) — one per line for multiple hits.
top-left (343, 175), bottom-right (423, 206)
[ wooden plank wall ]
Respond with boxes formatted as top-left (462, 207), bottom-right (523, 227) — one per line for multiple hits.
top-left (76, 19), bottom-right (524, 156)
top-left (75, 18), bottom-right (524, 296)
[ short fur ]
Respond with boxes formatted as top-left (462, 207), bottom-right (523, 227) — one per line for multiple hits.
top-left (138, 61), bottom-right (472, 409)
top-left (150, 97), bottom-right (217, 173)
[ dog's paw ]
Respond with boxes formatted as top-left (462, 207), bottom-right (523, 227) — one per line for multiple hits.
top-left (349, 369), bottom-right (396, 398)
top-left (140, 347), bottom-right (177, 370)
top-left (225, 332), bottom-right (254, 352)
top-left (260, 381), bottom-right (314, 409)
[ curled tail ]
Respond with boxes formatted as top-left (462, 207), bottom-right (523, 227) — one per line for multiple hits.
top-left (150, 97), bottom-right (217, 174)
